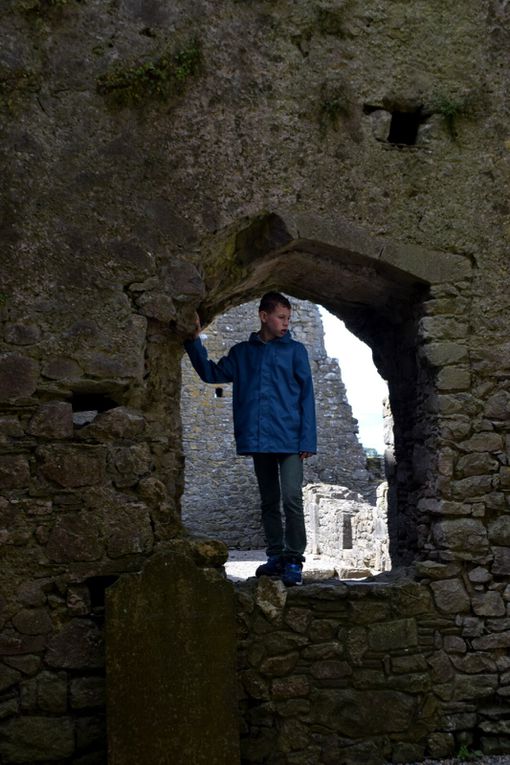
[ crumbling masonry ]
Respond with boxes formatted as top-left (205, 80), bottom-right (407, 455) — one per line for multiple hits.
top-left (1, 0), bottom-right (510, 763)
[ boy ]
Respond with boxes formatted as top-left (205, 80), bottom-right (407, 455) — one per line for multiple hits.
top-left (184, 292), bottom-right (316, 586)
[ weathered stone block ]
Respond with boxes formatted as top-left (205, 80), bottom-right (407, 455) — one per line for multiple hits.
top-left (81, 406), bottom-right (145, 441)
top-left (432, 518), bottom-right (488, 553)
top-left (472, 591), bottom-right (506, 617)
top-left (472, 630), bottom-right (510, 650)
top-left (427, 732), bottom-right (455, 758)
top-left (436, 366), bottom-right (471, 391)
top-left (488, 516), bottom-right (510, 545)
top-left (0, 416), bottom-right (24, 440)
top-left (284, 607), bottom-right (312, 634)
top-left (453, 673), bottom-right (498, 700)
top-left (492, 547), bottom-right (510, 576)
top-left (392, 655), bottom-right (428, 674)
top-left (0, 455), bottom-right (30, 489)
top-left (106, 552), bottom-right (239, 765)
top-left (135, 291), bottom-right (176, 322)
top-left (11, 608), bottom-right (53, 635)
top-left (450, 653), bottom-right (497, 674)
top-left (28, 401), bottom-right (73, 439)
top-left (456, 453), bottom-right (499, 477)
top-left (38, 446), bottom-right (106, 488)
top-left (419, 342), bottom-right (468, 367)
top-left (45, 620), bottom-right (104, 669)
top-left (485, 390), bottom-right (510, 419)
top-left (255, 578), bottom-right (287, 623)
top-left (311, 689), bottom-right (417, 735)
top-left (0, 353), bottom-right (39, 401)
top-left (46, 512), bottom-right (103, 563)
top-left (310, 660), bottom-right (352, 681)
top-left (108, 443), bottom-right (152, 487)
top-left (260, 652), bottom-right (299, 677)
top-left (459, 432), bottom-right (504, 452)
top-left (0, 664), bottom-right (21, 693)
top-left (4, 323), bottom-right (41, 346)
top-left (302, 641), bottom-right (343, 660)
top-left (271, 675), bottom-right (309, 700)
top-left (0, 715), bottom-right (75, 762)
top-left (105, 502), bottom-right (153, 558)
top-left (450, 476), bottom-right (493, 501)
top-left (368, 618), bottom-right (418, 651)
top-left (430, 579), bottom-right (470, 614)
top-left (70, 677), bottom-right (105, 709)
top-left (37, 671), bottom-right (68, 713)
top-left (41, 356), bottom-right (82, 380)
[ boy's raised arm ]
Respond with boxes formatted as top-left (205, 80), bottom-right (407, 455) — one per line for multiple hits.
top-left (183, 314), bottom-right (235, 384)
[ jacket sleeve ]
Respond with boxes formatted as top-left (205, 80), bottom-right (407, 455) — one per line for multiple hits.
top-left (294, 344), bottom-right (317, 453)
top-left (183, 336), bottom-right (236, 384)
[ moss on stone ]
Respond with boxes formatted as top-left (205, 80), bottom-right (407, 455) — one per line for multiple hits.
top-left (96, 39), bottom-right (202, 110)
top-left (0, 67), bottom-right (40, 112)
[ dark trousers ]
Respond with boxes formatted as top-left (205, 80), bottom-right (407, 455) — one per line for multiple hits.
top-left (252, 453), bottom-right (306, 560)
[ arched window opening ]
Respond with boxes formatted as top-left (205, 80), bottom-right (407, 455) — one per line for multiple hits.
top-left (180, 298), bottom-right (392, 581)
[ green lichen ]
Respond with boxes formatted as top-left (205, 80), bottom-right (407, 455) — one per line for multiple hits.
top-left (96, 39), bottom-right (202, 109)
top-left (431, 94), bottom-right (472, 141)
top-left (0, 67), bottom-right (40, 112)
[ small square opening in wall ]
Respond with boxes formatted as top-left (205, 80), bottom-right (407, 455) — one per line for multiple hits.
top-left (388, 110), bottom-right (423, 145)
top-left (215, 388), bottom-right (224, 398)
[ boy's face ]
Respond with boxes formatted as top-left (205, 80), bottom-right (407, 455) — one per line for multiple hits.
top-left (259, 304), bottom-right (291, 340)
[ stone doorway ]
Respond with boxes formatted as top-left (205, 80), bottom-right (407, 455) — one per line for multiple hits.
top-left (180, 210), bottom-right (472, 568)
top-left (180, 297), bottom-right (390, 578)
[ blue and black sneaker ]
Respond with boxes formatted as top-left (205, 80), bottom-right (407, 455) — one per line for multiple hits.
top-left (255, 555), bottom-right (284, 578)
top-left (281, 560), bottom-right (303, 587)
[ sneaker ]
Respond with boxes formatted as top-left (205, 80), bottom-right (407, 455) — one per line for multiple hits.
top-left (255, 555), bottom-right (284, 578)
top-left (281, 561), bottom-right (303, 587)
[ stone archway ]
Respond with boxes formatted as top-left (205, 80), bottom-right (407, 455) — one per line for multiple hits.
top-left (187, 210), bottom-right (473, 567)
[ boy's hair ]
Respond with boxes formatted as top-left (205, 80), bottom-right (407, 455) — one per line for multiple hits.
top-left (258, 292), bottom-right (291, 313)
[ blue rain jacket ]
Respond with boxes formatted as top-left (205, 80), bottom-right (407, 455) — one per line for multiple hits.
top-left (184, 330), bottom-right (317, 455)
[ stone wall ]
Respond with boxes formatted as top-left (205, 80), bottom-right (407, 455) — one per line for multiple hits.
top-left (181, 299), bottom-right (375, 548)
top-left (2, 0), bottom-right (510, 760)
top-left (237, 572), bottom-right (510, 764)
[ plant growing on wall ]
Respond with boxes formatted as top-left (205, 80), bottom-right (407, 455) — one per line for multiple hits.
top-left (431, 93), bottom-right (473, 141)
top-left (96, 39), bottom-right (202, 109)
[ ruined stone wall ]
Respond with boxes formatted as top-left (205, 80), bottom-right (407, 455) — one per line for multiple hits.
top-left (1, 0), bottom-right (510, 760)
top-left (237, 572), bottom-right (510, 765)
top-left (181, 299), bottom-right (373, 548)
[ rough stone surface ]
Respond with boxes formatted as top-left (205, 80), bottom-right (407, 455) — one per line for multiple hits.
top-left (2, 0), bottom-right (510, 760)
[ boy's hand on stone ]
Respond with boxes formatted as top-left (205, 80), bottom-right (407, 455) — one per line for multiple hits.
top-left (299, 452), bottom-right (313, 460)
top-left (193, 312), bottom-right (202, 339)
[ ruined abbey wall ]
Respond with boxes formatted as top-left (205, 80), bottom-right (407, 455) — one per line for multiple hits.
top-left (181, 299), bottom-right (374, 548)
top-left (1, 0), bottom-right (510, 761)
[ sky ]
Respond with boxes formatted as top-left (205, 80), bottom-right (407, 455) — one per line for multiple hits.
top-left (319, 307), bottom-right (388, 454)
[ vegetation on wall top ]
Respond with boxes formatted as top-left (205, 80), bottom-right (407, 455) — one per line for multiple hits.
top-left (96, 39), bottom-right (202, 110)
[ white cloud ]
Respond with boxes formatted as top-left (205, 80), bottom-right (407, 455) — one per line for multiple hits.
top-left (319, 307), bottom-right (388, 453)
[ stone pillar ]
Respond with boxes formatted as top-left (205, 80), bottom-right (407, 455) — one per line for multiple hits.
top-left (106, 552), bottom-right (240, 765)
